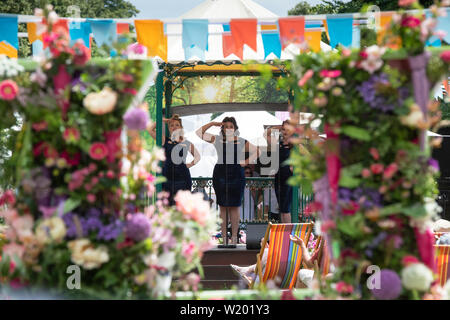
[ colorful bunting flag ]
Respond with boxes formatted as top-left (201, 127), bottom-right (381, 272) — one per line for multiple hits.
top-left (135, 20), bottom-right (167, 61)
top-left (182, 19), bottom-right (209, 61)
top-left (304, 30), bottom-right (321, 53)
top-left (262, 32), bottom-right (281, 59)
top-left (278, 17), bottom-right (305, 49)
top-left (326, 15), bottom-right (353, 48)
top-left (377, 12), bottom-right (401, 49)
top-left (0, 16), bottom-right (18, 58)
top-left (117, 23), bottom-right (129, 34)
top-left (222, 24), bottom-right (242, 59)
top-left (229, 19), bottom-right (257, 52)
top-left (89, 20), bottom-right (117, 47)
top-left (27, 22), bottom-right (43, 44)
top-left (69, 21), bottom-right (92, 47)
top-left (32, 39), bottom-right (44, 56)
top-left (352, 26), bottom-right (360, 49)
top-left (434, 8), bottom-right (450, 44)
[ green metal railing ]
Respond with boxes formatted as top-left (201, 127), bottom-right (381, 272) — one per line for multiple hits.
top-left (191, 177), bottom-right (314, 223)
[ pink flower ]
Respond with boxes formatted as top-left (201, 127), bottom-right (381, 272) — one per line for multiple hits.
top-left (321, 220), bottom-right (336, 233)
top-left (115, 73), bottom-right (134, 83)
top-left (72, 41), bottom-right (90, 66)
top-left (60, 151), bottom-right (80, 166)
top-left (434, 30), bottom-right (447, 40)
top-left (0, 80), bottom-right (19, 100)
top-left (0, 190), bottom-right (16, 206)
top-left (320, 69), bottom-right (342, 78)
top-left (2, 243), bottom-right (25, 260)
top-left (335, 281), bottom-right (354, 294)
top-left (106, 170), bottom-right (114, 179)
top-left (383, 163), bottom-right (399, 179)
top-left (103, 129), bottom-right (122, 164)
top-left (174, 190), bottom-right (210, 226)
top-left (398, 0), bottom-right (417, 7)
top-left (370, 163), bottom-right (384, 174)
top-left (89, 142), bottom-right (109, 160)
top-left (91, 177), bottom-right (99, 186)
top-left (146, 174), bottom-right (156, 183)
top-left (402, 255), bottom-right (419, 266)
top-left (414, 227), bottom-right (436, 272)
top-left (123, 88), bottom-right (138, 95)
top-left (32, 121), bottom-right (48, 131)
top-left (182, 241), bottom-right (196, 263)
top-left (440, 50), bottom-right (450, 63)
top-left (361, 168), bottom-right (371, 178)
top-left (341, 201), bottom-right (360, 216)
top-left (304, 201), bottom-right (323, 216)
top-left (369, 148), bottom-right (379, 160)
top-left (87, 194), bottom-right (96, 203)
top-left (63, 127), bottom-right (80, 142)
top-left (298, 69), bottom-right (314, 87)
top-left (401, 16), bottom-right (421, 28)
top-left (43, 144), bottom-right (58, 159)
top-left (88, 163), bottom-right (98, 173)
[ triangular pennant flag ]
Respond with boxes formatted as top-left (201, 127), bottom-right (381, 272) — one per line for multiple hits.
top-left (443, 79), bottom-right (449, 95)
top-left (0, 16), bottom-right (18, 50)
top-left (89, 20), bottom-right (117, 48)
top-left (117, 23), bottom-right (129, 34)
top-left (304, 30), bottom-right (321, 52)
top-left (0, 41), bottom-right (18, 58)
top-left (262, 32), bottom-right (281, 59)
top-left (32, 39), bottom-right (44, 56)
top-left (69, 21), bottom-right (92, 47)
top-left (278, 17), bottom-right (305, 50)
top-left (326, 15), bottom-right (353, 48)
top-left (223, 32), bottom-right (243, 60)
top-left (182, 19), bottom-right (209, 61)
top-left (352, 26), bottom-right (360, 49)
top-left (135, 20), bottom-right (167, 61)
top-left (377, 12), bottom-right (401, 49)
top-left (27, 22), bottom-right (43, 43)
top-left (230, 19), bottom-right (257, 53)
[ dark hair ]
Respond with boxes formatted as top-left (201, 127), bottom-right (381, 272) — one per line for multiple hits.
top-left (280, 119), bottom-right (293, 148)
top-left (221, 116), bottom-right (239, 138)
top-left (169, 114), bottom-right (183, 127)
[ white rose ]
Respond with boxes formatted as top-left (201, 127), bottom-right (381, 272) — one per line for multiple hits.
top-left (401, 263), bottom-right (434, 292)
top-left (83, 87), bottom-right (118, 115)
top-left (68, 239), bottom-right (109, 270)
top-left (35, 217), bottom-right (67, 244)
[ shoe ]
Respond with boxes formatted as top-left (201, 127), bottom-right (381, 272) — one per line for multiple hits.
top-left (230, 264), bottom-right (246, 279)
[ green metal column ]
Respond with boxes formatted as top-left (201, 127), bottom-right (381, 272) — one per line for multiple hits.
top-left (155, 69), bottom-right (165, 195)
top-left (164, 79), bottom-right (173, 137)
top-left (291, 187), bottom-right (299, 223)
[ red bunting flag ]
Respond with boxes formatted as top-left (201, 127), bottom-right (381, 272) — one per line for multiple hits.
top-left (228, 19), bottom-right (257, 55)
top-left (223, 32), bottom-right (243, 60)
top-left (117, 23), bottom-right (129, 34)
top-left (278, 17), bottom-right (305, 49)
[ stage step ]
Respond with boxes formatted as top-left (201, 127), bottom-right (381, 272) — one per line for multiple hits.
top-left (199, 244), bottom-right (260, 290)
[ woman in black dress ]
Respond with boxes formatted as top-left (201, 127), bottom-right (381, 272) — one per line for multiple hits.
top-left (264, 120), bottom-right (294, 223)
top-left (196, 117), bottom-right (259, 245)
top-left (149, 114), bottom-right (200, 205)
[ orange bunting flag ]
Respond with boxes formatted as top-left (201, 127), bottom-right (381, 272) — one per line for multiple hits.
top-left (304, 30), bottom-right (321, 53)
top-left (229, 19), bottom-right (257, 53)
top-left (117, 23), bottom-right (129, 34)
top-left (278, 17), bottom-right (305, 49)
top-left (0, 41), bottom-right (18, 58)
top-left (322, 19), bottom-right (330, 40)
top-left (377, 12), bottom-right (401, 49)
top-left (223, 32), bottom-right (243, 60)
top-left (27, 22), bottom-right (43, 43)
top-left (134, 20), bottom-right (167, 61)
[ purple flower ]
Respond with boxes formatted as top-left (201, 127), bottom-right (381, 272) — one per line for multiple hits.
top-left (338, 187), bottom-right (382, 209)
top-left (429, 158), bottom-right (439, 172)
top-left (97, 220), bottom-right (124, 241)
top-left (123, 107), bottom-right (149, 130)
top-left (370, 269), bottom-right (402, 300)
top-left (358, 73), bottom-right (409, 113)
top-left (125, 213), bottom-right (151, 242)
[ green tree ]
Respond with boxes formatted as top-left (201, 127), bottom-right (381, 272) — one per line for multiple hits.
top-left (0, 0), bottom-right (139, 57)
top-left (288, 0), bottom-right (435, 15)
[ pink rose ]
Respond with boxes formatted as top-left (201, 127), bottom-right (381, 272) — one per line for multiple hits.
top-left (402, 255), bottom-right (419, 266)
top-left (298, 69), bottom-right (314, 87)
top-left (174, 191), bottom-right (210, 226)
top-left (87, 194), bottom-right (96, 203)
top-left (369, 148), bottom-right (379, 160)
top-left (320, 69), bottom-right (342, 78)
top-left (341, 201), bottom-right (360, 216)
top-left (383, 163), bottom-right (399, 180)
top-left (370, 163), bottom-right (384, 174)
top-left (401, 16), bottom-right (421, 28)
top-left (440, 50), bottom-right (450, 63)
top-left (361, 168), bottom-right (371, 178)
top-left (336, 281), bottom-right (354, 294)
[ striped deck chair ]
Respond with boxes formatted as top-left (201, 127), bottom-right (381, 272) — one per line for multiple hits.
top-left (250, 222), bottom-right (313, 289)
top-left (435, 245), bottom-right (450, 287)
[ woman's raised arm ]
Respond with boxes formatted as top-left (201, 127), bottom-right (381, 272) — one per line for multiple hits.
top-left (195, 122), bottom-right (222, 143)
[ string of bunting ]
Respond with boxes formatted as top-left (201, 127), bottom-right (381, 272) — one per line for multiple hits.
top-left (0, 9), bottom-right (449, 61)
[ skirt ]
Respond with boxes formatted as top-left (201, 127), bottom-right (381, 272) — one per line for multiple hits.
top-left (213, 164), bottom-right (245, 207)
top-left (274, 167), bottom-right (293, 213)
top-left (162, 165), bottom-right (192, 205)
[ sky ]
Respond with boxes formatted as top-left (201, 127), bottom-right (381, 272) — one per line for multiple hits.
top-left (128, 0), bottom-right (323, 18)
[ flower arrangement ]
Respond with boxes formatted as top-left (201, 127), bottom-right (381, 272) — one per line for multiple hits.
top-left (0, 7), bottom-right (218, 299)
top-left (282, 0), bottom-right (450, 300)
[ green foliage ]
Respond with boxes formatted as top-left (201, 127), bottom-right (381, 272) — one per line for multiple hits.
top-left (0, 0), bottom-right (139, 58)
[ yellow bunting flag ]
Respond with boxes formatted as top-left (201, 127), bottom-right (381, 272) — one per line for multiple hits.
top-left (377, 12), bottom-right (401, 49)
top-left (322, 19), bottom-right (330, 40)
top-left (304, 30), bottom-right (321, 52)
top-left (134, 20), bottom-right (167, 61)
top-left (0, 41), bottom-right (18, 58)
top-left (27, 22), bottom-right (43, 43)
